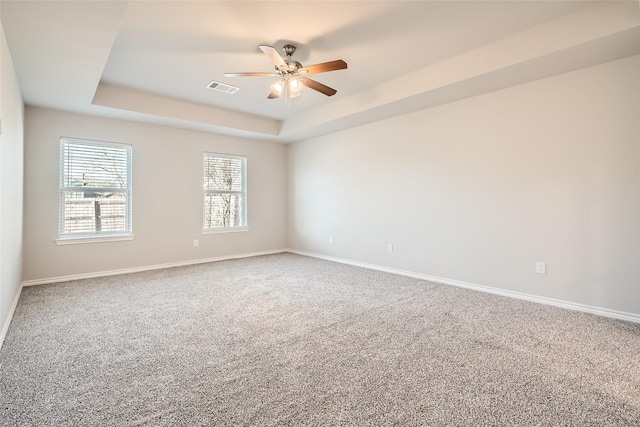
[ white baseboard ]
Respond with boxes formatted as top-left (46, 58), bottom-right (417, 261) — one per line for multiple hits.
top-left (0, 283), bottom-right (23, 350)
top-left (21, 249), bottom-right (288, 287)
top-left (18, 248), bottom-right (640, 325)
top-left (288, 249), bottom-right (640, 324)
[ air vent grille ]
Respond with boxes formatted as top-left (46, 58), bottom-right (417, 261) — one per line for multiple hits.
top-left (207, 81), bottom-right (239, 94)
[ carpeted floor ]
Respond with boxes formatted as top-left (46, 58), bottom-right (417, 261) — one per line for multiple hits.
top-left (1, 253), bottom-right (639, 426)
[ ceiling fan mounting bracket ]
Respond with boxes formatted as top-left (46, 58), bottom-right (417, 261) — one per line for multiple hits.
top-left (282, 44), bottom-right (297, 58)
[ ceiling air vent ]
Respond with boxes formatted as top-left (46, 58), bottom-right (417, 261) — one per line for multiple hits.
top-left (207, 81), bottom-right (239, 94)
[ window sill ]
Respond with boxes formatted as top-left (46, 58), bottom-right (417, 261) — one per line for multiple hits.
top-left (202, 227), bottom-right (249, 235)
top-left (55, 234), bottom-right (135, 246)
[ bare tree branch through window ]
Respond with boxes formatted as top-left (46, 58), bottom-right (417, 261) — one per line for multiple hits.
top-left (203, 153), bottom-right (247, 230)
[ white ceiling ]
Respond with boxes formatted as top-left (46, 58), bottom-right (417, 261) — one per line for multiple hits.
top-left (2, 1), bottom-right (639, 142)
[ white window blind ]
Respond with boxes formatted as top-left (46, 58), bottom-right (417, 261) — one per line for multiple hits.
top-left (203, 153), bottom-right (247, 230)
top-left (59, 137), bottom-right (132, 239)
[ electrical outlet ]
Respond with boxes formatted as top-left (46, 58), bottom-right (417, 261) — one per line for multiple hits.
top-left (329, 236), bottom-right (334, 244)
top-left (193, 239), bottom-right (199, 247)
top-left (536, 261), bottom-right (546, 274)
top-left (387, 243), bottom-right (393, 253)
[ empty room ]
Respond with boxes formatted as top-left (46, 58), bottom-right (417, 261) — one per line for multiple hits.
top-left (1, 1), bottom-right (639, 425)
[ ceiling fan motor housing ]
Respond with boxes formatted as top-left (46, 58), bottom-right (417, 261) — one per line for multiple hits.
top-left (284, 60), bottom-right (302, 73)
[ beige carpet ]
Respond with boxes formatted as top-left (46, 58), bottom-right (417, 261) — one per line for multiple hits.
top-left (1, 253), bottom-right (639, 426)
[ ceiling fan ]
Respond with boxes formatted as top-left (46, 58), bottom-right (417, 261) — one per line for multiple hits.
top-left (224, 44), bottom-right (347, 101)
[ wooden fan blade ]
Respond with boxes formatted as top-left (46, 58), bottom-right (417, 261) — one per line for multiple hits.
top-left (299, 60), bottom-right (347, 75)
top-left (224, 72), bottom-right (280, 77)
top-left (258, 45), bottom-right (286, 69)
top-left (298, 77), bottom-right (337, 96)
top-left (267, 88), bottom-right (281, 99)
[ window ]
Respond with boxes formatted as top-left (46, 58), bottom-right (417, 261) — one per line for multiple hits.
top-left (203, 153), bottom-right (247, 231)
top-left (58, 137), bottom-right (132, 241)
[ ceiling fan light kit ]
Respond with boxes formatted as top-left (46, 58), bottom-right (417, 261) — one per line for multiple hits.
top-left (224, 44), bottom-right (347, 103)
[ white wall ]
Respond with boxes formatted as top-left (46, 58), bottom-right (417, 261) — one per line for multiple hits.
top-left (14, 54), bottom-right (640, 320)
top-left (23, 107), bottom-right (287, 282)
top-left (0, 22), bottom-right (25, 342)
top-left (287, 55), bottom-right (640, 317)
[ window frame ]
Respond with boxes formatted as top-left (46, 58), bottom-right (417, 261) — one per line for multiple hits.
top-left (202, 152), bottom-right (248, 233)
top-left (56, 137), bottom-right (133, 244)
